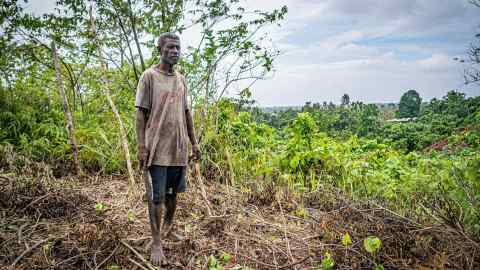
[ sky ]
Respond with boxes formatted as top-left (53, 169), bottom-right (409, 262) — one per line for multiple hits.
top-left (25, 0), bottom-right (480, 106)
top-left (241, 0), bottom-right (480, 106)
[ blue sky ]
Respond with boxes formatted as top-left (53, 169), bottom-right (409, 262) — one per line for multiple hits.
top-left (26, 0), bottom-right (480, 106)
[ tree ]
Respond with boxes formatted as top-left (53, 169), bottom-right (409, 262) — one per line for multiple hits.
top-left (341, 93), bottom-right (350, 106)
top-left (398, 90), bottom-right (421, 118)
top-left (465, 34), bottom-right (480, 85)
top-left (358, 104), bottom-right (380, 136)
top-left (459, 1), bottom-right (480, 85)
top-left (89, 4), bottom-right (135, 188)
top-left (0, 0), bottom-right (287, 175)
top-left (52, 41), bottom-right (82, 175)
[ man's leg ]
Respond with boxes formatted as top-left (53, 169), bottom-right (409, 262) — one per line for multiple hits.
top-left (162, 166), bottom-right (185, 240)
top-left (162, 193), bottom-right (178, 238)
top-left (151, 202), bottom-right (168, 266)
top-left (164, 193), bottom-right (176, 226)
top-left (143, 168), bottom-right (158, 235)
top-left (148, 166), bottom-right (169, 266)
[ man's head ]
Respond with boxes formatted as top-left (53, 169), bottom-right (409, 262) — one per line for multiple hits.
top-left (157, 33), bottom-right (181, 65)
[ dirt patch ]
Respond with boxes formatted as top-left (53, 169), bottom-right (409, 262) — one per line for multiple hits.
top-left (0, 176), bottom-right (92, 219)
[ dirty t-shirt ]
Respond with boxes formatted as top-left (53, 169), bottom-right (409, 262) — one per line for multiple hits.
top-left (135, 65), bottom-right (189, 167)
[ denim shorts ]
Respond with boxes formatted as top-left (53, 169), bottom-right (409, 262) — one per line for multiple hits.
top-left (148, 165), bottom-right (187, 203)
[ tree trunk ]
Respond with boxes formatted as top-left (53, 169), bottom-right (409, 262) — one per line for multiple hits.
top-left (51, 41), bottom-right (82, 175)
top-left (199, 65), bottom-right (213, 142)
top-left (98, 65), bottom-right (136, 188)
top-left (90, 5), bottom-right (135, 188)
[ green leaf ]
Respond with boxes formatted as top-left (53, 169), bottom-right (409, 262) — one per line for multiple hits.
top-left (208, 255), bottom-right (218, 268)
top-left (222, 252), bottom-right (232, 262)
top-left (320, 252), bottom-right (335, 270)
top-left (127, 210), bottom-right (135, 222)
top-left (289, 154), bottom-right (303, 170)
top-left (363, 236), bottom-right (381, 255)
top-left (341, 232), bottom-right (352, 246)
top-left (374, 264), bottom-right (385, 270)
top-left (107, 265), bottom-right (121, 270)
top-left (95, 202), bottom-right (105, 212)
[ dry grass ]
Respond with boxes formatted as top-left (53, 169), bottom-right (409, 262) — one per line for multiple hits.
top-left (1, 167), bottom-right (479, 270)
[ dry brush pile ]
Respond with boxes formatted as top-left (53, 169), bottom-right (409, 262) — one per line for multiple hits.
top-left (0, 165), bottom-right (479, 269)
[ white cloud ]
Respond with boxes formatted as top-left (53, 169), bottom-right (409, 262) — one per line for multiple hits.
top-left (417, 54), bottom-right (457, 72)
top-left (248, 0), bottom-right (480, 106)
top-left (252, 52), bottom-right (474, 106)
top-left (320, 30), bottom-right (365, 50)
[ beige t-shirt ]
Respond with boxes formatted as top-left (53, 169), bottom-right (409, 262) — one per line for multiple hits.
top-left (135, 65), bottom-right (189, 167)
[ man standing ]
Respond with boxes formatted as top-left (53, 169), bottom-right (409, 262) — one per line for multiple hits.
top-left (135, 33), bottom-right (200, 266)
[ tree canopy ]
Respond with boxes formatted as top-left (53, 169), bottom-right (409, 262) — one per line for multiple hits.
top-left (398, 89), bottom-right (421, 118)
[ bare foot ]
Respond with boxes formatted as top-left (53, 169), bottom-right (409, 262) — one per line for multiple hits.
top-left (151, 243), bottom-right (169, 266)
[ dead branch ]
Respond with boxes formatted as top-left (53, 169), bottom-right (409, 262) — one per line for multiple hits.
top-left (120, 240), bottom-right (156, 270)
top-left (10, 237), bottom-right (51, 269)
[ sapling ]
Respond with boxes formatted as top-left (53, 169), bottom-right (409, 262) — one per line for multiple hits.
top-left (94, 202), bottom-right (105, 213)
top-left (317, 251), bottom-right (335, 270)
top-left (341, 232), bottom-right (353, 258)
top-left (127, 210), bottom-right (135, 222)
top-left (363, 236), bottom-right (384, 269)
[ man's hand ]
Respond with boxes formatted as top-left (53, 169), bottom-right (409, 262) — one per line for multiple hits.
top-left (136, 108), bottom-right (149, 169)
top-left (138, 146), bottom-right (148, 168)
top-left (192, 144), bottom-right (201, 161)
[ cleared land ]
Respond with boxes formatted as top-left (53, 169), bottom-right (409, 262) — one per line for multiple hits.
top-left (1, 165), bottom-right (479, 270)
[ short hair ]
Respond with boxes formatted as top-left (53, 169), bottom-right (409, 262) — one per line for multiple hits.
top-left (157, 33), bottom-right (180, 52)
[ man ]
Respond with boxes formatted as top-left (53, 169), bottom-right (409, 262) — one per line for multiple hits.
top-left (135, 32), bottom-right (200, 266)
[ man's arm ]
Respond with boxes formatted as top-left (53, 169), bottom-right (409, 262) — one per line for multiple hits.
top-left (185, 109), bottom-right (200, 160)
top-left (136, 108), bottom-right (149, 167)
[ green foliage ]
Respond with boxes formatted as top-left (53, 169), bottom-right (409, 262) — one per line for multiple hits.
top-left (207, 255), bottom-right (220, 270)
top-left (398, 89), bottom-right (421, 118)
top-left (377, 91), bottom-right (480, 152)
top-left (363, 236), bottom-right (384, 270)
top-left (107, 265), bottom-right (121, 270)
top-left (200, 96), bottom-right (480, 236)
top-left (221, 252), bottom-right (232, 263)
top-left (94, 202), bottom-right (105, 213)
top-left (207, 253), bottom-right (232, 270)
top-left (3, 82), bottom-right (480, 236)
top-left (363, 236), bottom-right (381, 256)
top-left (127, 210), bottom-right (135, 222)
top-left (341, 233), bottom-right (352, 246)
top-left (1, 0), bottom-right (288, 177)
top-left (317, 252), bottom-right (335, 270)
top-left (381, 121), bottom-right (432, 152)
top-left (255, 101), bottom-right (381, 138)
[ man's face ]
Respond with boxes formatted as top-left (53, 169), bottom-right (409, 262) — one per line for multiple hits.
top-left (160, 38), bottom-right (181, 65)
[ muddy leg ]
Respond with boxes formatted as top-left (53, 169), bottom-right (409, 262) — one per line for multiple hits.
top-left (144, 169), bottom-right (168, 266)
top-left (164, 194), bottom-right (176, 228)
top-left (151, 203), bottom-right (168, 266)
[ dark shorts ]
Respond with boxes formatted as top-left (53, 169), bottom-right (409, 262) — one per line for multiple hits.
top-left (148, 165), bottom-right (187, 204)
